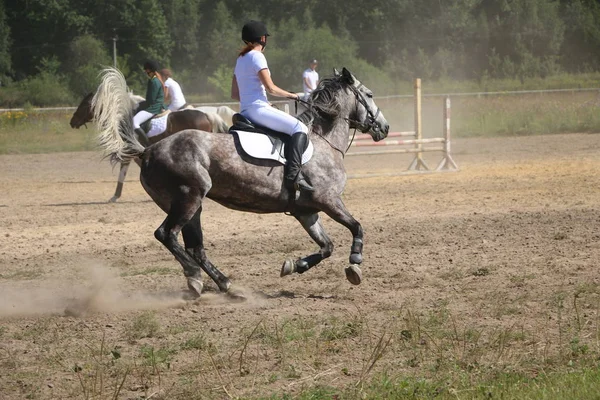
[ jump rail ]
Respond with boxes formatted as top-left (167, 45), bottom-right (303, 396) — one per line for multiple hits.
top-left (346, 78), bottom-right (458, 172)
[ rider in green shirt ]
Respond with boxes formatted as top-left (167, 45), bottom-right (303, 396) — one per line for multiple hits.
top-left (133, 60), bottom-right (166, 141)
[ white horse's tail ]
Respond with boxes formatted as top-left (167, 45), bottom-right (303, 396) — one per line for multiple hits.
top-left (216, 106), bottom-right (235, 127)
top-left (92, 68), bottom-right (145, 163)
top-left (204, 112), bottom-right (229, 133)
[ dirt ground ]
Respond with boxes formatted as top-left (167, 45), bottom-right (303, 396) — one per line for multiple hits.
top-left (1, 133), bottom-right (600, 399)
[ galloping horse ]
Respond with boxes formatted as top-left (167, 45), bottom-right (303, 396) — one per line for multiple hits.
top-left (70, 91), bottom-right (229, 202)
top-left (93, 67), bottom-right (389, 298)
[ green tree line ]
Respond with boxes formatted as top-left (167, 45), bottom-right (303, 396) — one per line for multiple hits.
top-left (1, 0), bottom-right (600, 106)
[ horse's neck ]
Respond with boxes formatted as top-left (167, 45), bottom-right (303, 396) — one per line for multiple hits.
top-left (310, 106), bottom-right (351, 155)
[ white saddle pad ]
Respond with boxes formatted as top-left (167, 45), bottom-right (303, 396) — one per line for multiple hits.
top-left (147, 114), bottom-right (169, 138)
top-left (232, 130), bottom-right (313, 165)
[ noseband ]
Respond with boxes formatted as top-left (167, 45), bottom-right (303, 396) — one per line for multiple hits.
top-left (347, 82), bottom-right (382, 135)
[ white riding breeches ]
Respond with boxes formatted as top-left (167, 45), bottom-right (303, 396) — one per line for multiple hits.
top-left (241, 105), bottom-right (308, 135)
top-left (168, 100), bottom-right (186, 111)
top-left (133, 110), bottom-right (153, 129)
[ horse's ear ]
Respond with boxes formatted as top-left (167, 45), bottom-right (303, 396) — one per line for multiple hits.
top-left (341, 68), bottom-right (355, 84)
top-left (333, 68), bottom-right (341, 77)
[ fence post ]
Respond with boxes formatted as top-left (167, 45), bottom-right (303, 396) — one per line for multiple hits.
top-left (436, 96), bottom-right (458, 171)
top-left (408, 78), bottom-right (429, 171)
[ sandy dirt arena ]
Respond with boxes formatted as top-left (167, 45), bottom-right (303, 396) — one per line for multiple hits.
top-left (0, 133), bottom-right (599, 399)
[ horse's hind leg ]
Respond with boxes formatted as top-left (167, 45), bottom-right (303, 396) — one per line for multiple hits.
top-left (181, 207), bottom-right (231, 293)
top-left (155, 191), bottom-right (231, 297)
top-left (109, 161), bottom-right (131, 202)
top-left (281, 213), bottom-right (333, 277)
top-left (321, 198), bottom-right (364, 285)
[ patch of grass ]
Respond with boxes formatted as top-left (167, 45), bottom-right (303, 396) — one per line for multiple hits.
top-left (255, 317), bottom-right (317, 345)
top-left (63, 333), bottom-right (130, 400)
top-left (282, 368), bottom-right (600, 400)
top-left (384, 90), bottom-right (600, 139)
top-left (320, 316), bottom-right (363, 341)
top-left (180, 334), bottom-right (209, 351)
top-left (0, 110), bottom-right (96, 154)
top-left (140, 345), bottom-right (177, 367)
top-left (125, 311), bottom-right (160, 343)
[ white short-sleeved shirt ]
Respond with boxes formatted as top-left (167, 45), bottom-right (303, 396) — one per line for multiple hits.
top-left (234, 50), bottom-right (269, 111)
top-left (303, 68), bottom-right (319, 95)
top-left (164, 77), bottom-right (186, 111)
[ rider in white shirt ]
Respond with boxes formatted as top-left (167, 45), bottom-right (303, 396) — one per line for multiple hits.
top-left (231, 20), bottom-right (313, 192)
top-left (302, 59), bottom-right (319, 100)
top-left (160, 69), bottom-right (187, 111)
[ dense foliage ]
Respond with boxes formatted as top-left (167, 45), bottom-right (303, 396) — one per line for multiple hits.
top-left (1, 0), bottom-right (600, 105)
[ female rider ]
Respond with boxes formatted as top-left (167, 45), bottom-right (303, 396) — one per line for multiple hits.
top-left (133, 60), bottom-right (165, 141)
top-left (231, 20), bottom-right (313, 192)
top-left (160, 68), bottom-right (188, 111)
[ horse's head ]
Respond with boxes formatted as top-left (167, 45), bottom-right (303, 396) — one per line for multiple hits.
top-left (70, 92), bottom-right (95, 129)
top-left (336, 68), bottom-right (389, 141)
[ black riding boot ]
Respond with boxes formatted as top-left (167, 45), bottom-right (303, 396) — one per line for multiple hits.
top-left (285, 132), bottom-right (314, 191)
top-left (134, 127), bottom-right (150, 147)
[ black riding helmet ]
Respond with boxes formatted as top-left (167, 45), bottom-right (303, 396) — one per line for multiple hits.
top-left (143, 60), bottom-right (160, 72)
top-left (242, 20), bottom-right (270, 44)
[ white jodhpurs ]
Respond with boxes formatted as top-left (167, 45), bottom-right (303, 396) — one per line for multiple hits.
top-left (133, 110), bottom-right (154, 129)
top-left (167, 100), bottom-right (186, 111)
top-left (241, 105), bottom-right (308, 135)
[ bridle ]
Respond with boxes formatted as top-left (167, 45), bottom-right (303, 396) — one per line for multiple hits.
top-left (296, 80), bottom-right (382, 154)
top-left (346, 82), bottom-right (382, 135)
top-left (296, 82), bottom-right (382, 154)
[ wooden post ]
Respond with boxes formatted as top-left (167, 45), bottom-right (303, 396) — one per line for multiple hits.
top-left (408, 78), bottom-right (429, 170)
top-left (436, 96), bottom-right (458, 171)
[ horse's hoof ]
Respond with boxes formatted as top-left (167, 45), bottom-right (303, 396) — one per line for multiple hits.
top-left (108, 196), bottom-right (118, 203)
top-left (345, 264), bottom-right (362, 285)
top-left (186, 277), bottom-right (203, 298)
top-left (280, 259), bottom-right (296, 277)
top-left (217, 278), bottom-right (232, 293)
top-left (227, 288), bottom-right (247, 302)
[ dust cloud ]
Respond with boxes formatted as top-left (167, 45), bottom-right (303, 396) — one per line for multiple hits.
top-left (0, 261), bottom-right (187, 318)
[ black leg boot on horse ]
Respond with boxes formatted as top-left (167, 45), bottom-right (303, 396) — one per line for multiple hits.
top-left (285, 132), bottom-right (314, 193)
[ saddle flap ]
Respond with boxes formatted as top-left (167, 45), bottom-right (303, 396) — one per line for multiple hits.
top-left (231, 130), bottom-right (313, 165)
top-left (142, 114), bottom-right (169, 138)
top-left (229, 113), bottom-right (313, 165)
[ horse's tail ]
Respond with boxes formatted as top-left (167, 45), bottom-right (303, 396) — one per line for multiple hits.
top-left (204, 112), bottom-right (229, 133)
top-left (92, 67), bottom-right (145, 164)
top-left (216, 106), bottom-right (235, 127)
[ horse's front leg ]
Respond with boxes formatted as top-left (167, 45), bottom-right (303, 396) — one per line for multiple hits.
top-left (322, 198), bottom-right (363, 285)
top-left (108, 161), bottom-right (130, 202)
top-left (281, 213), bottom-right (333, 276)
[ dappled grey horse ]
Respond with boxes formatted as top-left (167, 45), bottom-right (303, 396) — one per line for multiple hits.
top-left (93, 67), bottom-right (389, 298)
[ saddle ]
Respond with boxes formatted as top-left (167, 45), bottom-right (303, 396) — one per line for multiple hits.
top-left (228, 114), bottom-right (313, 165)
top-left (140, 109), bottom-right (171, 136)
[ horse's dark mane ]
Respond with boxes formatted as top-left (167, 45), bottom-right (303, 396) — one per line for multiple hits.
top-left (297, 76), bottom-right (347, 126)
